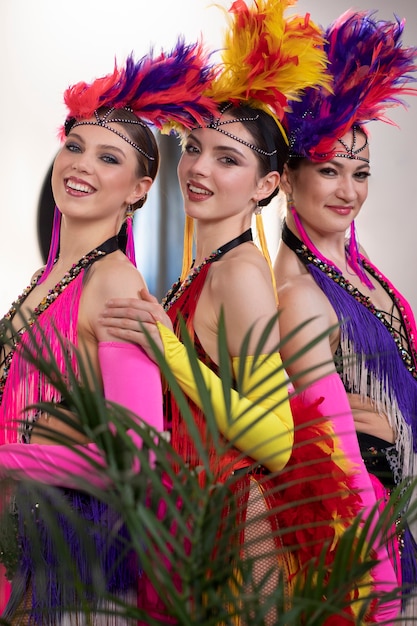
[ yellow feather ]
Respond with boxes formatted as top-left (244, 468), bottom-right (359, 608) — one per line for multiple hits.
top-left (207, 0), bottom-right (332, 121)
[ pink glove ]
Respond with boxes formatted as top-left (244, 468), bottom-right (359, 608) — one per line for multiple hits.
top-left (297, 373), bottom-right (400, 622)
top-left (0, 342), bottom-right (164, 489)
top-left (0, 442), bottom-right (108, 489)
top-left (98, 341), bottom-right (164, 449)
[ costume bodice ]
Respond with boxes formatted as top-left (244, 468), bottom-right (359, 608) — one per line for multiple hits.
top-left (282, 222), bottom-right (417, 461)
top-left (163, 230), bottom-right (255, 477)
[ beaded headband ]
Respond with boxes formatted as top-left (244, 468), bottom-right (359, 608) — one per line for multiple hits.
top-left (290, 124), bottom-right (370, 164)
top-left (205, 113), bottom-right (278, 159)
top-left (193, 0), bottom-right (332, 169)
top-left (65, 108), bottom-right (156, 160)
top-left (285, 10), bottom-right (417, 162)
top-left (333, 127), bottom-right (369, 163)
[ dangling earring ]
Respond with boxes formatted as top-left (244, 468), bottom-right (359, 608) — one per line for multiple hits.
top-left (38, 206), bottom-right (61, 284)
top-left (287, 195), bottom-right (295, 212)
top-left (180, 215), bottom-right (194, 282)
top-left (254, 201), bottom-right (262, 215)
top-left (255, 212), bottom-right (277, 303)
top-left (125, 205), bottom-right (137, 267)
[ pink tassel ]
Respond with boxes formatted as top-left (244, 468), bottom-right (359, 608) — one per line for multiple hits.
top-left (290, 205), bottom-right (344, 273)
top-left (347, 221), bottom-right (375, 290)
top-left (125, 214), bottom-right (137, 267)
top-left (291, 205), bottom-right (374, 289)
top-left (38, 206), bottom-right (61, 284)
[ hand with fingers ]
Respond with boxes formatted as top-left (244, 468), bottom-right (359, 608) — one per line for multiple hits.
top-left (100, 289), bottom-right (173, 362)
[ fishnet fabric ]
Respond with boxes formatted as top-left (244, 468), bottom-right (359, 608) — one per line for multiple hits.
top-left (239, 478), bottom-right (288, 626)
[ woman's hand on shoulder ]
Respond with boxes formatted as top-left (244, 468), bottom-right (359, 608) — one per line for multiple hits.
top-left (98, 287), bottom-right (173, 361)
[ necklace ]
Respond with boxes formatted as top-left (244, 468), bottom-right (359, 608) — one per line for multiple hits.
top-left (1, 236), bottom-right (120, 329)
top-left (162, 229), bottom-right (253, 311)
top-left (282, 222), bottom-right (417, 380)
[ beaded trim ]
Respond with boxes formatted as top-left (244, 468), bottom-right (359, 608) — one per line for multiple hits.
top-left (0, 238), bottom-right (119, 401)
top-left (162, 229), bottom-right (253, 311)
top-left (67, 108), bottom-right (155, 161)
top-left (2, 247), bottom-right (110, 328)
top-left (285, 228), bottom-right (417, 380)
top-left (162, 251), bottom-right (220, 312)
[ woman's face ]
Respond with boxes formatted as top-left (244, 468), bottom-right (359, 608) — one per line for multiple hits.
top-left (284, 130), bottom-right (370, 236)
top-left (177, 115), bottom-right (276, 227)
top-left (52, 122), bottom-right (151, 229)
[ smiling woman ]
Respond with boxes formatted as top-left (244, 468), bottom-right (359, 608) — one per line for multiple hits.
top-left (275, 9), bottom-right (417, 621)
top-left (0, 42), bottom-right (215, 625)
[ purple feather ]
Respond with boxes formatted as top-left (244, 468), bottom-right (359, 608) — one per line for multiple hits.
top-left (285, 10), bottom-right (417, 160)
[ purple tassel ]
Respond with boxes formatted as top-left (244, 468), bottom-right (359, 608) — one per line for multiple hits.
top-left (401, 523), bottom-right (417, 604)
top-left (37, 206), bottom-right (61, 284)
top-left (308, 263), bottom-right (417, 447)
top-left (125, 214), bottom-right (137, 267)
top-left (13, 487), bottom-right (138, 624)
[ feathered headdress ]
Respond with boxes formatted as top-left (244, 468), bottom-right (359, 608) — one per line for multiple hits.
top-left (285, 10), bottom-right (417, 160)
top-left (60, 38), bottom-right (217, 139)
top-left (206, 0), bottom-right (332, 132)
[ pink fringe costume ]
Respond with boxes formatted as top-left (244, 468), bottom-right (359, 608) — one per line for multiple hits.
top-left (0, 237), bottom-right (163, 625)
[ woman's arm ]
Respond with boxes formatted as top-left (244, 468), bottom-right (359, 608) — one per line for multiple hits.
top-left (100, 257), bottom-right (293, 472)
top-left (278, 278), bottom-right (400, 617)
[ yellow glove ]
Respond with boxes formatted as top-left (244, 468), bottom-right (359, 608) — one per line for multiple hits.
top-left (157, 323), bottom-right (293, 472)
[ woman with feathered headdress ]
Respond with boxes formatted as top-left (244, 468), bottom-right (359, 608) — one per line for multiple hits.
top-left (0, 40), bottom-right (217, 623)
top-left (99, 1), bottom-right (399, 623)
top-left (274, 8), bottom-right (417, 620)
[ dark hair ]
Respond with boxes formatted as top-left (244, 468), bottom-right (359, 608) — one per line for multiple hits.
top-left (223, 103), bottom-right (289, 207)
top-left (66, 107), bottom-right (160, 211)
top-left (286, 155), bottom-right (304, 171)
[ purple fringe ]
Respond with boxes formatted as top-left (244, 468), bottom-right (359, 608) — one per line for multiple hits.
top-left (9, 487), bottom-right (138, 624)
top-left (308, 263), bottom-right (417, 448)
top-left (308, 264), bottom-right (417, 593)
top-left (402, 524), bottom-right (417, 603)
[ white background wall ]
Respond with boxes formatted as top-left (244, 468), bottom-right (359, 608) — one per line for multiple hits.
top-left (1, 0), bottom-right (416, 313)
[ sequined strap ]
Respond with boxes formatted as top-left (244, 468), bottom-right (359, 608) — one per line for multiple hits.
top-left (282, 221), bottom-right (417, 380)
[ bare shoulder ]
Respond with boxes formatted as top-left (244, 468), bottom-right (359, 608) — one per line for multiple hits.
top-left (80, 252), bottom-right (147, 340)
top-left (203, 244), bottom-right (279, 355)
top-left (279, 272), bottom-right (327, 311)
top-left (85, 252), bottom-right (146, 300)
top-left (278, 272), bottom-right (337, 331)
top-left (210, 244), bottom-right (276, 308)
